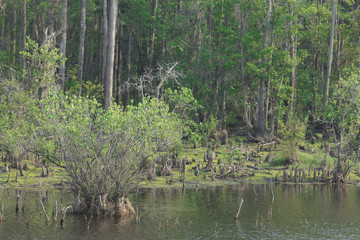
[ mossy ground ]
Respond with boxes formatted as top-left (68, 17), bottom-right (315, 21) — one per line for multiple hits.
top-left (0, 159), bottom-right (68, 188)
top-left (2, 139), bottom-right (360, 189)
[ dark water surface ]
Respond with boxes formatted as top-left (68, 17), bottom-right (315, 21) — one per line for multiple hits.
top-left (1, 183), bottom-right (360, 239)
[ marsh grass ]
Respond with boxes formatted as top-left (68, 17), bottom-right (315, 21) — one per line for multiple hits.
top-left (3, 139), bottom-right (360, 188)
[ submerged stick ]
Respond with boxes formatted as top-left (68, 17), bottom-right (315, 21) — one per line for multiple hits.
top-left (253, 185), bottom-right (258, 197)
top-left (39, 193), bottom-right (50, 224)
top-left (60, 205), bottom-right (72, 227)
top-left (135, 207), bottom-right (140, 224)
top-left (234, 198), bottom-right (244, 220)
top-left (53, 200), bottom-right (58, 224)
top-left (0, 204), bottom-right (4, 223)
top-left (84, 215), bottom-right (93, 230)
top-left (270, 184), bottom-right (274, 203)
top-left (26, 213), bottom-right (33, 226)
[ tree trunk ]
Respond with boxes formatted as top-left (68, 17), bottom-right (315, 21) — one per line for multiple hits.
top-left (47, 0), bottom-right (55, 36)
top-left (100, 0), bottom-right (108, 85)
top-left (255, 0), bottom-right (271, 139)
top-left (323, 0), bottom-right (336, 109)
top-left (147, 0), bottom-right (158, 69)
top-left (1, 3), bottom-right (5, 50)
top-left (20, 0), bottom-right (26, 69)
top-left (290, 7), bottom-right (297, 113)
top-left (59, 0), bottom-right (68, 90)
top-left (77, 0), bottom-right (87, 96)
top-left (239, 13), bottom-right (251, 136)
top-left (103, 0), bottom-right (118, 111)
top-left (12, 4), bottom-right (17, 65)
top-left (270, 75), bottom-right (283, 135)
top-left (73, 192), bottom-right (80, 213)
top-left (115, 20), bottom-right (123, 105)
top-left (124, 26), bottom-right (132, 108)
top-left (220, 75), bottom-right (226, 128)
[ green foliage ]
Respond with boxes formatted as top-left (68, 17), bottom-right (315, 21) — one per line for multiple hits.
top-left (20, 37), bottom-right (62, 99)
top-left (189, 115), bottom-right (218, 147)
top-left (277, 118), bottom-right (306, 164)
top-left (82, 80), bottom-right (104, 99)
top-left (36, 91), bottom-right (183, 203)
top-left (164, 87), bottom-right (200, 119)
top-left (0, 70), bottom-right (38, 162)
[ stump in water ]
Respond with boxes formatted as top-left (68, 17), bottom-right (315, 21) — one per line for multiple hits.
top-left (294, 166), bottom-right (299, 183)
top-left (283, 170), bottom-right (288, 182)
top-left (116, 197), bottom-right (135, 217)
top-left (15, 190), bottom-right (20, 213)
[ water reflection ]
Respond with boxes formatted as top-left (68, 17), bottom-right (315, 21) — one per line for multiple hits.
top-left (1, 184), bottom-right (360, 239)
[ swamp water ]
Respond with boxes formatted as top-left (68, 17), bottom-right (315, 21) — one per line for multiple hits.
top-left (1, 183), bottom-right (360, 239)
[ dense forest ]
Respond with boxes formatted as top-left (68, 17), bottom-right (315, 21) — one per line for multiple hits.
top-left (1, 0), bottom-right (360, 215)
top-left (1, 0), bottom-right (360, 131)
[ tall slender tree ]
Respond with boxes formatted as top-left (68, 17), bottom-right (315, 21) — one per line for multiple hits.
top-left (104, 0), bottom-right (118, 110)
top-left (147, 0), bottom-right (158, 69)
top-left (78, 0), bottom-right (87, 96)
top-left (323, 0), bottom-right (336, 108)
top-left (256, 0), bottom-right (272, 139)
top-left (20, 0), bottom-right (26, 69)
top-left (59, 0), bottom-right (68, 90)
top-left (100, 0), bottom-right (108, 85)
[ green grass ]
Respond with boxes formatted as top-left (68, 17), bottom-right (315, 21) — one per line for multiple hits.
top-left (0, 159), bottom-right (68, 188)
top-left (2, 139), bottom-right (360, 189)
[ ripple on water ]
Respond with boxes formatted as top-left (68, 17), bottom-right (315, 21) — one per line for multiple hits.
top-left (1, 184), bottom-right (360, 240)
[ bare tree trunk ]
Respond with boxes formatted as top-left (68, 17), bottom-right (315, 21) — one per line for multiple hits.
top-left (290, 3), bottom-right (297, 113)
top-left (47, 0), bottom-right (55, 35)
top-left (115, 20), bottom-right (123, 105)
top-left (12, 4), bottom-right (17, 65)
top-left (100, 0), bottom-right (108, 84)
top-left (104, 0), bottom-right (118, 110)
top-left (147, 0), bottom-right (158, 69)
top-left (256, 0), bottom-right (271, 139)
top-left (323, 0), bottom-right (336, 108)
top-left (265, 77), bottom-right (271, 124)
top-left (239, 13), bottom-right (251, 136)
top-left (124, 26), bottom-right (132, 108)
top-left (336, 31), bottom-right (343, 87)
top-left (77, 0), bottom-right (87, 96)
top-left (59, 0), bottom-right (68, 90)
top-left (20, 0), bottom-right (26, 69)
top-left (158, 0), bottom-right (166, 65)
top-left (270, 75), bottom-right (283, 135)
top-left (0, 3), bottom-right (5, 49)
top-left (220, 76), bottom-right (226, 128)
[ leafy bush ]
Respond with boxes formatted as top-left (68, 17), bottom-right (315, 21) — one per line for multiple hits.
top-left (277, 118), bottom-right (306, 164)
top-left (35, 91), bottom-right (183, 213)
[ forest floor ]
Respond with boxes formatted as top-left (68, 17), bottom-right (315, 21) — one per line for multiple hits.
top-left (1, 138), bottom-right (360, 189)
